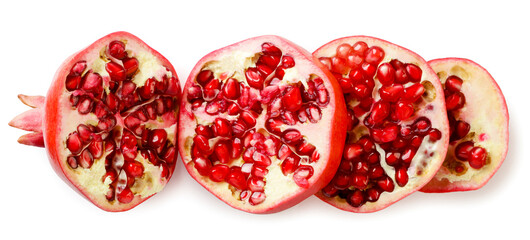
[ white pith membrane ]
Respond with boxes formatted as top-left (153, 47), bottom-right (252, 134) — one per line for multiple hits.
top-left (57, 37), bottom-right (179, 210)
top-left (422, 59), bottom-right (508, 192)
top-left (179, 36), bottom-right (340, 213)
top-left (313, 36), bottom-right (448, 212)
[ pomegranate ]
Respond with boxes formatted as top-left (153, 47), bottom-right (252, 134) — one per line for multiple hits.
top-left (178, 35), bottom-right (347, 213)
top-left (421, 58), bottom-right (509, 192)
top-left (313, 36), bottom-right (449, 212)
top-left (8, 32), bottom-right (181, 212)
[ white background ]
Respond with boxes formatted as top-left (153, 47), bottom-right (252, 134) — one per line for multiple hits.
top-left (1, 0), bottom-right (527, 239)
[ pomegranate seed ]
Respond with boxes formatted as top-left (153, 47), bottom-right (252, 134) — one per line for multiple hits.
top-left (247, 177), bottom-right (265, 192)
top-left (371, 124), bottom-right (399, 143)
top-left (395, 101), bottom-right (414, 120)
top-left (445, 92), bottom-right (466, 111)
top-left (195, 125), bottom-right (213, 138)
top-left (227, 102), bottom-right (241, 115)
top-left (331, 57), bottom-right (350, 75)
top-left (366, 151), bottom-right (380, 165)
top-left (212, 118), bottom-right (232, 137)
top-left (305, 104), bottom-right (322, 123)
top-left (227, 168), bottom-right (247, 190)
top-left (379, 84), bottom-right (404, 103)
top-left (282, 55), bottom-right (295, 68)
top-left (352, 41), bottom-right (369, 56)
top-left (281, 154), bottom-right (301, 175)
top-left (395, 167), bottom-right (409, 187)
top-left (262, 42), bottom-right (282, 56)
top-left (76, 124), bottom-right (93, 143)
top-left (138, 78), bottom-right (156, 100)
top-left (282, 86), bottom-right (303, 112)
top-left (354, 161), bottom-right (369, 174)
top-left (469, 147), bottom-right (487, 169)
top-left (293, 165), bottom-right (314, 188)
top-left (214, 141), bottom-right (231, 164)
top-left (316, 83), bottom-right (330, 106)
top-left (339, 160), bottom-right (353, 173)
top-left (413, 117), bottom-right (431, 135)
top-left (193, 135), bottom-right (211, 152)
top-left (454, 120), bottom-right (471, 140)
top-left (162, 146), bottom-right (177, 164)
top-left (394, 65), bottom-right (409, 84)
top-left (369, 165), bottom-right (385, 179)
top-left (364, 46), bottom-right (385, 64)
top-left (455, 141), bottom-right (475, 161)
top-left (405, 64), bottom-right (422, 82)
top-left (445, 75), bottom-right (463, 92)
top-left (203, 79), bottom-right (221, 101)
top-left (249, 192), bottom-right (266, 205)
top-left (321, 184), bottom-right (338, 198)
top-left (410, 135), bottom-right (424, 148)
top-left (319, 57), bottom-right (332, 69)
top-left (67, 156), bottom-right (78, 169)
top-left (229, 138), bottom-right (243, 159)
top-left (245, 67), bottom-right (264, 90)
top-left (108, 41), bottom-right (126, 59)
top-left (88, 136), bottom-right (103, 159)
top-left (123, 161), bottom-right (144, 178)
top-left (347, 190), bottom-right (365, 207)
top-left (402, 83), bottom-right (425, 102)
top-left (222, 78), bottom-right (240, 100)
top-left (252, 165), bottom-right (269, 178)
top-left (351, 174), bottom-right (369, 189)
top-left (346, 54), bottom-right (364, 69)
top-left (296, 140), bottom-right (316, 156)
top-left (209, 164), bottom-right (230, 182)
top-left (336, 43), bottom-right (353, 59)
top-left (369, 101), bottom-right (390, 124)
top-left (240, 111), bottom-right (258, 128)
top-left (259, 54), bottom-right (281, 68)
top-left (196, 69), bottom-right (214, 86)
top-left (187, 84), bottom-right (203, 102)
top-left (194, 157), bottom-right (212, 176)
top-left (77, 97), bottom-right (93, 115)
top-left (105, 62), bottom-right (126, 82)
top-left (281, 129), bottom-right (303, 146)
top-left (78, 149), bottom-right (94, 169)
top-left (147, 129), bottom-right (167, 148)
top-left (333, 172), bottom-right (350, 190)
top-left (160, 162), bottom-right (170, 179)
top-left (66, 132), bottom-right (83, 154)
top-left (117, 187), bottom-right (134, 204)
top-left (65, 75), bottom-right (81, 91)
top-left (343, 143), bottom-right (363, 161)
top-left (428, 128), bottom-right (442, 142)
top-left (123, 57), bottom-right (139, 76)
top-left (366, 188), bottom-right (382, 202)
top-left (376, 63), bottom-right (395, 85)
top-left (361, 63), bottom-right (377, 78)
top-left (377, 176), bottom-right (395, 192)
top-left (385, 151), bottom-right (401, 166)
top-left (253, 151), bottom-right (272, 166)
top-left (401, 147), bottom-right (416, 165)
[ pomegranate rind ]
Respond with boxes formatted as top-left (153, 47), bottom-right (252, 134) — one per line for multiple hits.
top-left (421, 58), bottom-right (509, 192)
top-left (178, 35), bottom-right (347, 213)
top-left (313, 36), bottom-right (449, 213)
top-left (44, 31), bottom-right (179, 212)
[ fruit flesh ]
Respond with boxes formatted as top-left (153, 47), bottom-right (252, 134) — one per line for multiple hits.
top-left (313, 36), bottom-right (449, 212)
top-left (179, 35), bottom-right (346, 213)
top-left (422, 58), bottom-right (508, 192)
top-left (10, 32), bottom-right (180, 212)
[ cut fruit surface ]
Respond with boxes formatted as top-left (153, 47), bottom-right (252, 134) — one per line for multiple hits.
top-left (9, 32), bottom-right (181, 212)
top-left (421, 58), bottom-right (509, 192)
top-left (313, 36), bottom-right (449, 213)
top-left (178, 35), bottom-right (347, 213)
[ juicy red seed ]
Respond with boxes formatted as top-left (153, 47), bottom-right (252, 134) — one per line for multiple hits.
top-left (469, 147), bottom-right (487, 169)
top-left (333, 172), bottom-right (350, 190)
top-left (379, 84), bottom-right (404, 102)
top-left (108, 41), bottom-right (126, 59)
top-left (265, 117), bottom-right (283, 135)
top-left (245, 67), bottom-right (264, 90)
top-left (78, 149), bottom-right (94, 168)
top-left (148, 129), bottom-right (167, 148)
top-left (364, 46), bottom-right (385, 64)
top-left (105, 62), bottom-right (126, 82)
top-left (281, 129), bottom-right (303, 146)
top-left (249, 192), bottom-right (266, 205)
top-left (293, 165), bottom-right (314, 188)
top-left (401, 147), bottom-right (416, 165)
top-left (212, 118), bottom-right (232, 137)
top-left (138, 78), bottom-right (156, 100)
top-left (252, 165), bottom-right (269, 178)
top-left (262, 42), bottom-right (282, 56)
top-left (413, 117), bottom-right (432, 134)
top-left (349, 68), bottom-right (364, 82)
top-left (343, 143), bottom-right (363, 161)
top-left (331, 57), bottom-right (350, 75)
top-left (195, 125), bottom-right (213, 138)
top-left (66, 132), bottom-right (83, 154)
top-left (222, 78), bottom-right (240, 100)
top-left (352, 41), bottom-right (369, 56)
top-left (385, 151), bottom-right (401, 166)
top-left (259, 54), bottom-right (281, 68)
top-left (277, 144), bottom-right (293, 161)
top-left (305, 104), bottom-right (322, 123)
top-left (316, 82), bottom-right (330, 106)
top-left (347, 190), bottom-right (365, 207)
top-left (209, 164), bottom-right (230, 182)
top-left (77, 124), bottom-right (93, 143)
top-left (123, 58), bottom-right (139, 77)
top-left (227, 102), bottom-right (241, 115)
top-left (410, 135), bottom-right (423, 148)
top-left (446, 92), bottom-right (466, 111)
top-left (394, 66), bottom-right (409, 84)
top-left (361, 63), bottom-right (377, 78)
top-left (455, 141), bottom-right (475, 161)
top-left (214, 141), bottom-right (231, 164)
top-left (354, 161), bottom-right (369, 174)
top-left (123, 161), bottom-right (144, 178)
top-left (321, 184), bottom-right (338, 198)
top-left (240, 111), bottom-right (258, 127)
top-left (227, 168), bottom-right (247, 190)
top-left (231, 138), bottom-right (243, 159)
top-left (117, 187), bottom-right (134, 204)
top-left (428, 128), bottom-right (442, 142)
top-left (193, 135), bottom-right (211, 152)
top-left (281, 154), bottom-right (301, 175)
top-left (205, 99), bottom-right (227, 115)
top-left (336, 43), bottom-right (353, 59)
top-left (319, 57), bottom-right (332, 70)
top-left (67, 156), bottom-right (78, 169)
top-left (247, 177), bottom-right (265, 192)
top-left (282, 86), bottom-right (303, 112)
top-left (445, 75), bottom-right (463, 92)
top-left (203, 79), bottom-right (221, 101)
top-left (395, 167), bottom-right (409, 187)
top-left (395, 101), bottom-right (414, 120)
top-left (338, 77), bottom-right (355, 94)
top-left (370, 101), bottom-right (390, 124)
top-left (252, 151), bottom-right (272, 166)
top-left (162, 146), bottom-right (177, 164)
top-left (65, 75), bottom-right (81, 91)
top-left (366, 188), bottom-right (382, 202)
top-left (454, 120), bottom-right (471, 139)
top-left (160, 162), bottom-right (170, 179)
top-left (403, 83), bottom-right (425, 102)
top-left (405, 64), bottom-right (422, 82)
top-left (296, 141), bottom-right (316, 156)
top-left (378, 177), bottom-right (395, 192)
top-left (351, 174), bottom-right (369, 189)
top-left (282, 110), bottom-right (297, 126)
top-left (194, 157), bottom-right (212, 176)
top-left (366, 151), bottom-right (380, 165)
top-left (88, 136), bottom-right (103, 159)
top-left (369, 165), bottom-right (385, 179)
top-left (187, 85), bottom-right (203, 102)
top-left (197, 70), bottom-right (214, 86)
top-left (124, 115), bottom-right (141, 130)
top-left (376, 63), bottom-right (395, 85)
top-left (282, 55), bottom-right (295, 68)
top-left (371, 124), bottom-right (399, 143)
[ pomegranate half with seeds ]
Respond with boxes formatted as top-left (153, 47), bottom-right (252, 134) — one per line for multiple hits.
top-left (9, 32), bottom-right (181, 211)
top-left (421, 58), bottom-right (508, 192)
top-left (178, 35), bottom-right (347, 213)
top-left (313, 36), bottom-right (449, 212)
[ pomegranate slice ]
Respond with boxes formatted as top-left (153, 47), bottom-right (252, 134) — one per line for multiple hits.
top-left (313, 36), bottom-right (450, 212)
top-left (9, 32), bottom-right (181, 212)
top-left (421, 58), bottom-right (509, 192)
top-left (179, 35), bottom-right (347, 213)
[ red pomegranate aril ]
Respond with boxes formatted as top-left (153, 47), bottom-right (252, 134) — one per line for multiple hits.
top-left (366, 151), bottom-right (380, 165)
top-left (365, 46), bottom-right (385, 64)
top-left (222, 78), bottom-right (240, 100)
top-left (227, 168), bottom-right (247, 190)
top-left (66, 132), bottom-right (83, 154)
top-left (214, 141), bottom-right (231, 164)
top-left (247, 177), bottom-right (266, 192)
top-left (108, 40), bottom-right (126, 59)
top-left (138, 78), bottom-right (156, 100)
top-left (445, 91), bottom-right (466, 111)
top-left (251, 165), bottom-right (269, 179)
top-left (372, 124), bottom-right (399, 143)
top-left (352, 41), bottom-right (369, 56)
top-left (445, 75), bottom-right (463, 92)
top-left (196, 69), bottom-right (214, 86)
top-left (405, 64), bottom-right (422, 82)
top-left (385, 151), bottom-right (401, 166)
top-left (395, 101), bottom-right (414, 120)
top-left (369, 165), bottom-right (385, 179)
top-left (336, 43), bottom-right (353, 59)
top-left (261, 42), bottom-right (282, 56)
top-left (413, 117), bottom-right (432, 135)
top-left (402, 83), bottom-right (425, 102)
top-left (305, 104), bottom-right (322, 123)
top-left (401, 147), bottom-right (416, 165)
top-left (410, 135), bottom-right (424, 148)
top-left (212, 118), bottom-right (232, 137)
top-left (351, 174), bottom-right (369, 189)
top-left (394, 66), bottom-right (409, 84)
top-left (252, 151), bottom-right (272, 166)
top-left (193, 135), bottom-right (211, 152)
top-left (343, 143), bottom-right (363, 161)
top-left (469, 147), bottom-right (487, 169)
top-left (283, 86), bottom-right (303, 112)
top-left (282, 129), bottom-right (303, 146)
top-left (78, 149), bottom-right (94, 169)
top-left (245, 67), bottom-right (264, 90)
top-left (105, 62), bottom-right (126, 82)
top-left (209, 164), bottom-right (230, 182)
top-left (282, 55), bottom-right (295, 68)
top-left (428, 128), bottom-right (442, 142)
top-left (281, 154), bottom-right (301, 175)
top-left (349, 68), bottom-right (364, 82)
top-left (65, 75), bottom-right (81, 91)
top-left (77, 97), bottom-right (93, 115)
top-left (88, 136), bottom-right (103, 159)
top-left (321, 184), bottom-right (338, 198)
top-left (240, 111), bottom-right (258, 128)
top-left (249, 192), bottom-right (266, 205)
top-left (296, 141), bottom-right (316, 156)
top-left (76, 124), bottom-right (93, 143)
top-left (333, 172), bottom-right (350, 190)
top-left (366, 188), bottom-right (382, 202)
top-left (316, 83), bottom-right (330, 106)
top-left (376, 63), bottom-right (396, 85)
top-left (377, 177), bottom-right (395, 192)
top-left (162, 146), bottom-right (177, 164)
top-left (361, 63), bottom-right (377, 78)
top-left (331, 57), bottom-right (350, 75)
top-left (116, 187), bottom-right (134, 204)
top-left (194, 157), bottom-right (212, 176)
top-left (160, 162), bottom-right (170, 179)
top-left (259, 54), bottom-right (281, 68)
top-left (293, 165), bottom-right (314, 188)
top-left (67, 156), bottom-right (78, 169)
top-left (123, 161), bottom-right (144, 178)
top-left (395, 167), bottom-right (409, 187)
top-left (347, 190), bottom-right (365, 207)
top-left (379, 84), bottom-right (404, 102)
top-left (370, 101), bottom-right (391, 124)
top-left (195, 125), bottom-right (213, 138)
top-left (455, 141), bottom-right (475, 161)
top-left (454, 120), bottom-right (471, 140)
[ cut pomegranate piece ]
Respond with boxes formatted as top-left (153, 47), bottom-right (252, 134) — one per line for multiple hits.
top-left (313, 36), bottom-right (449, 213)
top-left (179, 35), bottom-right (347, 213)
top-left (9, 32), bottom-right (181, 212)
top-left (422, 58), bottom-right (509, 192)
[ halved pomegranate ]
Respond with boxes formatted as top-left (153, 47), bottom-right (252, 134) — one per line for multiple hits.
top-left (421, 58), bottom-right (509, 192)
top-left (313, 36), bottom-right (449, 212)
top-left (178, 35), bottom-right (347, 213)
top-left (9, 32), bottom-right (181, 212)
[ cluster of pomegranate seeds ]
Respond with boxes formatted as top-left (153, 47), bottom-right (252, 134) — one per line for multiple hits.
top-left (65, 40), bottom-right (180, 204)
top-left (444, 75), bottom-right (488, 173)
top-left (187, 42), bottom-right (329, 205)
top-left (318, 42), bottom-right (442, 207)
